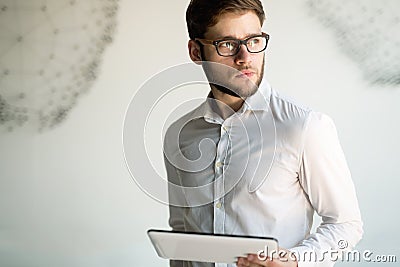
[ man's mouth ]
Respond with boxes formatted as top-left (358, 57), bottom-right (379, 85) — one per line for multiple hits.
top-left (236, 70), bottom-right (255, 78)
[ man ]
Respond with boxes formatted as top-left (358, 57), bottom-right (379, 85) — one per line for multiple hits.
top-left (163, 1), bottom-right (363, 267)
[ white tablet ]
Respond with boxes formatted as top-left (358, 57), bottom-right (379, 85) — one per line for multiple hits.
top-left (147, 229), bottom-right (278, 264)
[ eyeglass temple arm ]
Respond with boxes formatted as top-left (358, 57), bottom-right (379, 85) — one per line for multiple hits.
top-left (194, 38), bottom-right (214, 45)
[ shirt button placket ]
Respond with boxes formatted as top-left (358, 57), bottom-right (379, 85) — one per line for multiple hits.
top-left (213, 159), bottom-right (225, 234)
top-left (213, 124), bottom-right (228, 236)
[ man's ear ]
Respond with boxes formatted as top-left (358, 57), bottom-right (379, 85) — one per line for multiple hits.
top-left (188, 40), bottom-right (203, 65)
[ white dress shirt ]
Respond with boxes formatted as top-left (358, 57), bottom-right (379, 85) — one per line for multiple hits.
top-left (163, 78), bottom-right (363, 267)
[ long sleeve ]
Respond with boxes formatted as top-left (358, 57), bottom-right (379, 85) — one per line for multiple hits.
top-left (165, 154), bottom-right (185, 230)
top-left (289, 112), bottom-right (363, 267)
top-left (164, 154), bottom-right (186, 267)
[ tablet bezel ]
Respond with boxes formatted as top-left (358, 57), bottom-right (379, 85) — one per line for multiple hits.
top-left (147, 229), bottom-right (279, 264)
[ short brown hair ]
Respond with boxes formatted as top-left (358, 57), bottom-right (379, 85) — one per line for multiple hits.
top-left (186, 0), bottom-right (266, 40)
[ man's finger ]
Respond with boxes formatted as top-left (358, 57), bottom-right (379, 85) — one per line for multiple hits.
top-left (247, 253), bottom-right (270, 266)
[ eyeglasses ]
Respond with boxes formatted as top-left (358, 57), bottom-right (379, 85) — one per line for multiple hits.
top-left (195, 32), bottom-right (269, 57)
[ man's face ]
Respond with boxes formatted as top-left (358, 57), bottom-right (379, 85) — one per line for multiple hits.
top-left (200, 11), bottom-right (265, 98)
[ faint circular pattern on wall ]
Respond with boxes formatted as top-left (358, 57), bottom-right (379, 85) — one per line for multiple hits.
top-left (0, 0), bottom-right (118, 132)
top-left (307, 0), bottom-right (400, 86)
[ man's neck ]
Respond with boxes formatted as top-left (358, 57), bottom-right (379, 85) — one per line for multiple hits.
top-left (210, 86), bottom-right (245, 120)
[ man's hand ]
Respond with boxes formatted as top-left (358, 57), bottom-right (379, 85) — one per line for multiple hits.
top-left (236, 248), bottom-right (298, 267)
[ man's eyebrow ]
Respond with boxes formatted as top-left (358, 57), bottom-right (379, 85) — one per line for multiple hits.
top-left (214, 33), bottom-right (262, 40)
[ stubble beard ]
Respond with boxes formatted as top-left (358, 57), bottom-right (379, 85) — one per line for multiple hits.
top-left (203, 56), bottom-right (265, 99)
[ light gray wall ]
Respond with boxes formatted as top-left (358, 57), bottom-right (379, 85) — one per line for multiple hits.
top-left (0, 1), bottom-right (399, 266)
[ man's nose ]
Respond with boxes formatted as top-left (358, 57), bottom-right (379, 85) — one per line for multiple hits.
top-left (234, 44), bottom-right (252, 65)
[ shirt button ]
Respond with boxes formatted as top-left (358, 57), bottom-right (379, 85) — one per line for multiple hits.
top-left (222, 126), bottom-right (228, 132)
top-left (215, 162), bottom-right (223, 168)
top-left (215, 202), bottom-right (222, 209)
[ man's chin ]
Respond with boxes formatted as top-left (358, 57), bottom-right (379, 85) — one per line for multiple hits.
top-left (231, 77), bottom-right (260, 97)
top-left (237, 86), bottom-right (258, 98)
top-left (212, 83), bottom-right (258, 99)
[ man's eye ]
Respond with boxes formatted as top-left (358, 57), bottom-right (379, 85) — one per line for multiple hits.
top-left (220, 41), bottom-right (236, 50)
top-left (248, 38), bottom-right (261, 46)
